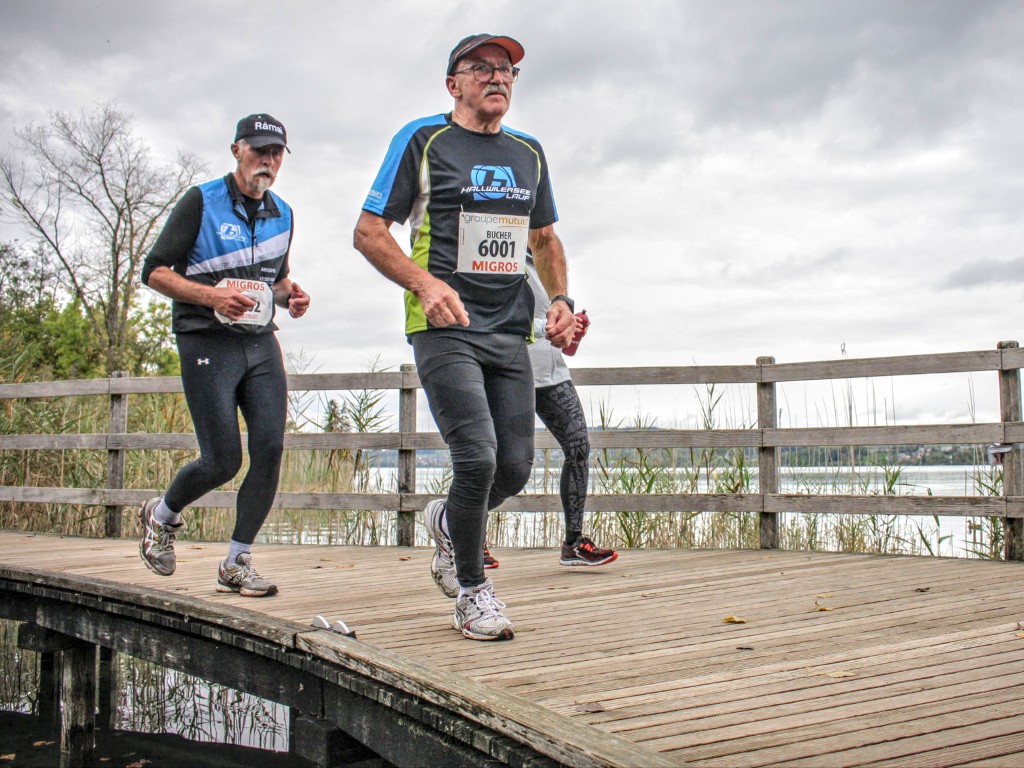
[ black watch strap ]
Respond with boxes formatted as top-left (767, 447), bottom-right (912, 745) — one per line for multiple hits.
top-left (551, 294), bottom-right (574, 312)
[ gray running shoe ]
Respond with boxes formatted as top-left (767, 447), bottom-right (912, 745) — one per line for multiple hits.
top-left (425, 499), bottom-right (458, 598)
top-left (216, 553), bottom-right (278, 597)
top-left (452, 578), bottom-right (514, 641)
top-left (138, 497), bottom-right (179, 576)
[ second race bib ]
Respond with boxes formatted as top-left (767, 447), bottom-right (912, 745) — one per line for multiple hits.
top-left (213, 278), bottom-right (274, 327)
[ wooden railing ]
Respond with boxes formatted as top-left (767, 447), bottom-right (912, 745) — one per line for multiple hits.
top-left (2, 342), bottom-right (1023, 558)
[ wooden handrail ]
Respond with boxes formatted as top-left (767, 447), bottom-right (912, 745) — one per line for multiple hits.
top-left (2, 343), bottom-right (1022, 557)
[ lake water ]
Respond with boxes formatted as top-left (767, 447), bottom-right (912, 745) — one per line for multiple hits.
top-left (261, 463), bottom-right (1003, 559)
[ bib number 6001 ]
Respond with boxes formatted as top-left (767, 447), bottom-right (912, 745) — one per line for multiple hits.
top-left (478, 239), bottom-right (517, 258)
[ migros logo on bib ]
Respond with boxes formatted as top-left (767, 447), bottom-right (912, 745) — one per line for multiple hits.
top-left (223, 279), bottom-right (269, 292)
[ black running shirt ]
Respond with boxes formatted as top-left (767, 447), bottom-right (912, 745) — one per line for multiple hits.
top-left (362, 113), bottom-right (558, 338)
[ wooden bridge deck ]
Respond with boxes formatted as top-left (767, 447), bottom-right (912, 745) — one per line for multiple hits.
top-left (3, 530), bottom-right (1024, 766)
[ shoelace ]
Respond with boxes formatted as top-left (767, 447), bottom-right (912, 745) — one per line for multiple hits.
top-left (473, 586), bottom-right (507, 617)
top-left (148, 521), bottom-right (175, 551)
top-left (231, 555), bottom-right (263, 581)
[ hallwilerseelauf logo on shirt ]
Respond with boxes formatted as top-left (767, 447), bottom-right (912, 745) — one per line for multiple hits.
top-left (219, 223), bottom-right (245, 242)
top-left (464, 165), bottom-right (532, 202)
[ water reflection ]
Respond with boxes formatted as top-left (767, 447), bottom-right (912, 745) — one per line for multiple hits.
top-left (0, 619), bottom-right (288, 752)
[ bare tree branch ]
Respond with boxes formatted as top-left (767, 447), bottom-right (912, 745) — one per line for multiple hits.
top-left (0, 102), bottom-right (206, 374)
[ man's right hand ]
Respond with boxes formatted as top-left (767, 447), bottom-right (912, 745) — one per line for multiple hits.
top-left (417, 278), bottom-right (469, 328)
top-left (211, 287), bottom-right (257, 321)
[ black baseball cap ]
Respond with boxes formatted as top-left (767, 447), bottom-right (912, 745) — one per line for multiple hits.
top-left (233, 113), bottom-right (290, 153)
top-left (446, 33), bottom-right (525, 75)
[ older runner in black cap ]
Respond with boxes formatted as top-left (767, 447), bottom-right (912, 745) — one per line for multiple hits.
top-left (138, 113), bottom-right (309, 597)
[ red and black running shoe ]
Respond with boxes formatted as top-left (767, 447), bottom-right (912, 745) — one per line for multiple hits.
top-left (559, 536), bottom-right (618, 567)
top-left (483, 544), bottom-right (499, 569)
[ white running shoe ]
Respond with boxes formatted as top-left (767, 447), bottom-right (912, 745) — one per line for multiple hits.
top-left (425, 499), bottom-right (458, 598)
top-left (138, 497), bottom-right (179, 576)
top-left (216, 553), bottom-right (278, 597)
top-left (453, 578), bottom-right (514, 641)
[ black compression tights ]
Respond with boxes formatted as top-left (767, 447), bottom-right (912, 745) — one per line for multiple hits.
top-left (165, 331), bottom-right (287, 545)
top-left (412, 330), bottom-right (535, 588)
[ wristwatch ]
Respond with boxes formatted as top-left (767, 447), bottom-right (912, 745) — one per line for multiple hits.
top-left (551, 294), bottom-right (575, 312)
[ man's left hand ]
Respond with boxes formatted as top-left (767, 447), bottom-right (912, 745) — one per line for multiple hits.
top-left (288, 282), bottom-right (310, 318)
top-left (544, 300), bottom-right (576, 348)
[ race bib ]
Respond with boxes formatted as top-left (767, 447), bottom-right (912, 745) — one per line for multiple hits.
top-left (456, 212), bottom-right (528, 275)
top-left (213, 278), bottom-right (274, 327)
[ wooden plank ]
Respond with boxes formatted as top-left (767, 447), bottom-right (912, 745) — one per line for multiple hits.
top-left (764, 423), bottom-right (1003, 447)
top-left (587, 429), bottom-right (761, 449)
top-left (762, 350), bottom-right (1000, 382)
top-left (497, 493), bottom-right (765, 514)
top-left (3, 422), bottom-right (1009, 453)
top-left (0, 379), bottom-right (112, 399)
top-left (0, 434), bottom-right (110, 450)
top-left (286, 371), bottom-right (405, 391)
top-left (298, 631), bottom-right (681, 768)
top-left (764, 494), bottom-right (1007, 517)
top-left (106, 376), bottom-right (182, 394)
top-left (570, 366), bottom-right (760, 386)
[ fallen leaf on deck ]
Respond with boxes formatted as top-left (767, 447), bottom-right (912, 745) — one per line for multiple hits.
top-left (723, 616), bottom-right (747, 624)
top-left (816, 593), bottom-right (833, 599)
top-left (1015, 631), bottom-right (1024, 639)
top-left (914, 587), bottom-right (930, 593)
top-left (823, 670), bottom-right (855, 678)
top-left (814, 604), bottom-right (834, 612)
top-left (577, 701), bottom-right (606, 713)
top-left (736, 646), bottom-right (754, 651)
top-left (188, 545), bottom-right (205, 550)
top-left (398, 556), bottom-right (411, 561)
top-left (336, 563), bottom-right (355, 569)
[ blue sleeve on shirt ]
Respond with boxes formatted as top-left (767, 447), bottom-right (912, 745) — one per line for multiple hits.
top-left (362, 114), bottom-right (448, 218)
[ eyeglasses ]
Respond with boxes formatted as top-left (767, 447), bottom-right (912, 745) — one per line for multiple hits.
top-left (451, 63), bottom-right (520, 83)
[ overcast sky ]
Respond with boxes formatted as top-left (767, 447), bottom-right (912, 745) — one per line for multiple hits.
top-left (2, 0), bottom-right (1022, 428)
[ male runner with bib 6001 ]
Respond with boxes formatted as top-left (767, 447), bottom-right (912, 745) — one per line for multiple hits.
top-left (354, 34), bottom-right (577, 640)
top-left (139, 114), bottom-right (310, 597)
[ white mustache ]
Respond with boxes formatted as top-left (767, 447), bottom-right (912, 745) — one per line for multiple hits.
top-left (484, 84), bottom-right (509, 98)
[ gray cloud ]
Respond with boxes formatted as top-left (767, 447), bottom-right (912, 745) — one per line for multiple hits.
top-left (2, 0), bottom-right (1023, 427)
top-left (939, 256), bottom-right (1024, 289)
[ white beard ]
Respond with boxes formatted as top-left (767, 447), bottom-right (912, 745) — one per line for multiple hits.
top-left (250, 174), bottom-right (272, 195)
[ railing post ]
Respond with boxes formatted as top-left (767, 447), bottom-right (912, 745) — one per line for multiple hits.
top-left (757, 356), bottom-right (779, 549)
top-left (104, 371), bottom-right (128, 538)
top-left (998, 341), bottom-right (1023, 561)
top-left (397, 364), bottom-right (418, 546)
